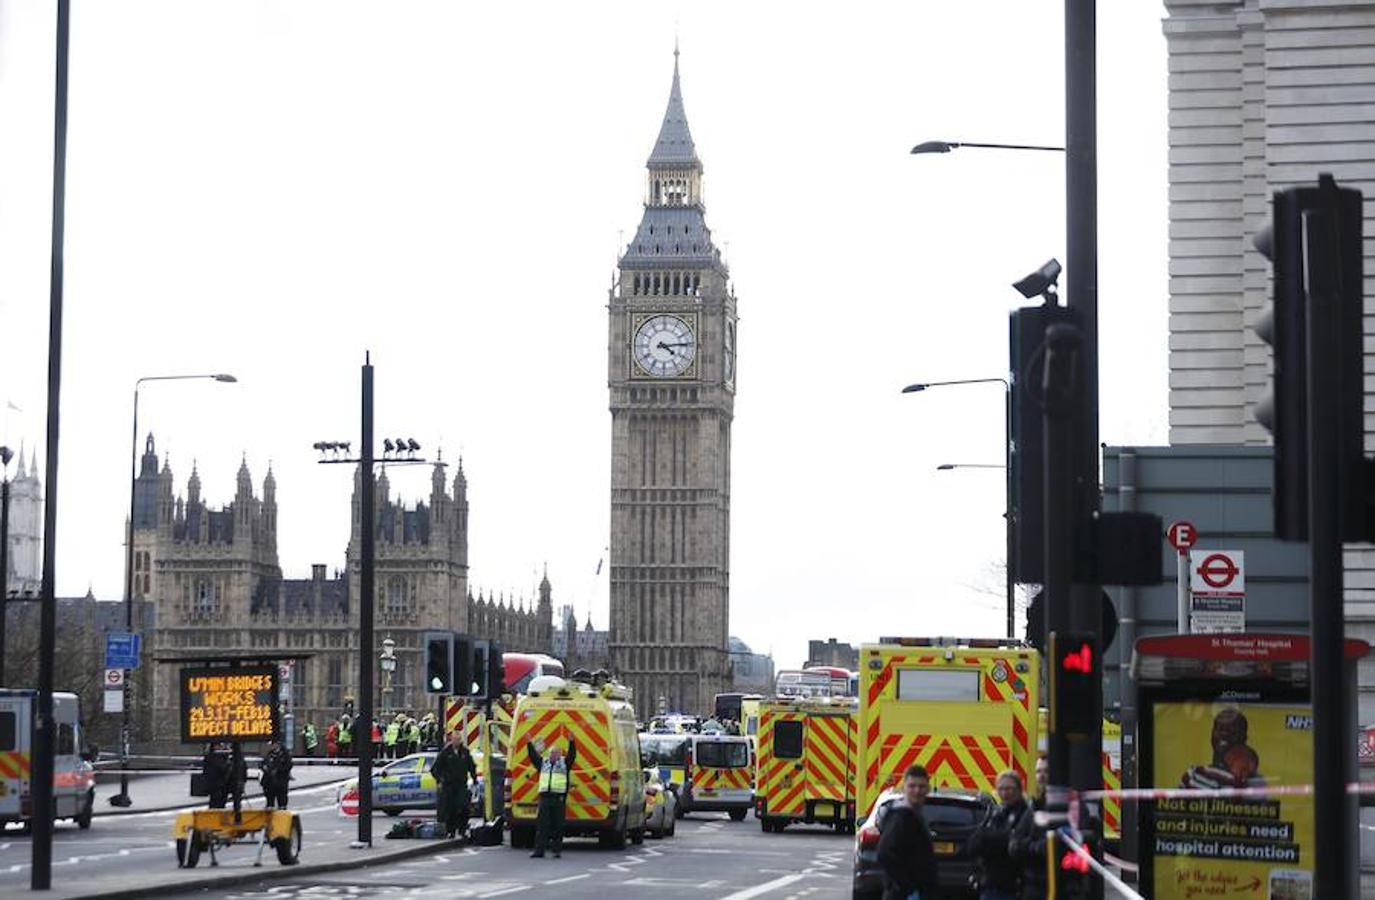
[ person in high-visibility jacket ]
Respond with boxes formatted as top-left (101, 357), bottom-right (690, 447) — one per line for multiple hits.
top-left (384, 718), bottom-right (400, 759)
top-left (338, 717), bottom-right (353, 758)
top-left (406, 718), bottom-right (422, 756)
top-left (527, 739), bottom-right (577, 859)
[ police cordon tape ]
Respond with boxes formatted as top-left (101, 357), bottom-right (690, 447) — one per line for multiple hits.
top-left (1072, 779), bottom-right (1375, 802)
top-left (1057, 827), bottom-right (1146, 900)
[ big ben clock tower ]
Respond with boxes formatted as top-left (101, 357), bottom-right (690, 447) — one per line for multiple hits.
top-left (608, 51), bottom-right (736, 715)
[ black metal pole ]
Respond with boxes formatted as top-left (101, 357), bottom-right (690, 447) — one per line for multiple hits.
top-left (113, 387), bottom-right (140, 808)
top-left (1003, 387), bottom-right (1015, 639)
top-left (1042, 322), bottom-right (1080, 794)
top-left (1065, 3), bottom-right (1104, 875)
top-left (33, 0), bottom-right (70, 888)
top-left (1305, 201), bottom-right (1351, 898)
top-left (356, 355), bottom-right (375, 846)
top-left (0, 476), bottom-right (9, 682)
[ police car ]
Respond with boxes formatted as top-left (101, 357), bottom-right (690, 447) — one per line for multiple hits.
top-left (337, 752), bottom-right (487, 816)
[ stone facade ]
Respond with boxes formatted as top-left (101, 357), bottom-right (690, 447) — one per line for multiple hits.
top-left (552, 604), bottom-right (612, 674)
top-left (608, 52), bottom-right (736, 715)
top-left (1161, 0), bottom-right (1375, 718)
top-left (806, 638), bottom-right (859, 671)
top-left (728, 637), bottom-right (775, 696)
top-left (1164, 0), bottom-right (1375, 443)
top-left (134, 435), bottom-right (551, 745)
top-left (3, 446), bottom-right (42, 598)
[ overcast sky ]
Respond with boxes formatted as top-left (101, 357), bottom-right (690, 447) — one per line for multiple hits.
top-left (0, 1), bottom-right (1168, 668)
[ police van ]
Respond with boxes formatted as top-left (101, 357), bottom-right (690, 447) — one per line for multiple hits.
top-left (0, 691), bottom-right (94, 830)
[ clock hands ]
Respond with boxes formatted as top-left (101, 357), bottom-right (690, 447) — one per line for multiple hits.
top-left (656, 340), bottom-right (693, 356)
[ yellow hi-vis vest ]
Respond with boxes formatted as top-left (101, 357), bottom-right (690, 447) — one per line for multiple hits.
top-left (538, 759), bottom-right (569, 795)
top-left (384, 723), bottom-right (399, 746)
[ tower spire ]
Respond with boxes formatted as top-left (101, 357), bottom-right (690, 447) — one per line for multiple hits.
top-left (648, 46), bottom-right (698, 168)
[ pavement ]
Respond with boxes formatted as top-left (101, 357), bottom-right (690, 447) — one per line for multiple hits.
top-left (158, 815), bottom-right (851, 900)
top-left (0, 788), bottom-right (854, 900)
top-left (91, 765), bottom-right (352, 816)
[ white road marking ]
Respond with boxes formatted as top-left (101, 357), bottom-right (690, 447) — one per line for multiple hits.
top-left (479, 886), bottom-right (529, 897)
top-left (720, 873), bottom-right (807, 899)
top-left (544, 873), bottom-right (590, 884)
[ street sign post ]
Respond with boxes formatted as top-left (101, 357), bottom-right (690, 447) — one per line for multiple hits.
top-left (1188, 550), bottom-right (1245, 633)
top-left (104, 666), bottom-right (126, 712)
top-left (1167, 521), bottom-right (1197, 633)
top-left (104, 632), bottom-right (141, 670)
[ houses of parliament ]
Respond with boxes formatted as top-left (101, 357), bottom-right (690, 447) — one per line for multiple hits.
top-left (130, 435), bottom-right (551, 741)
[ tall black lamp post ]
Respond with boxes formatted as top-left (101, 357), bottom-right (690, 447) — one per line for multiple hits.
top-left (110, 373), bottom-right (236, 809)
top-left (0, 445), bottom-right (12, 683)
top-left (314, 353), bottom-right (427, 848)
top-left (903, 378), bottom-right (1015, 639)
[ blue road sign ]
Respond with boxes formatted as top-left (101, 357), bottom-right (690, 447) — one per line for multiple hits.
top-left (105, 632), bottom-right (141, 670)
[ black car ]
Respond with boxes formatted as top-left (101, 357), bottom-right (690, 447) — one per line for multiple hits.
top-left (852, 788), bottom-right (993, 899)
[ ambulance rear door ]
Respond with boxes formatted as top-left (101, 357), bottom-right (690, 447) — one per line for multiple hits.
top-left (0, 693), bottom-right (31, 818)
top-left (804, 712), bottom-right (852, 815)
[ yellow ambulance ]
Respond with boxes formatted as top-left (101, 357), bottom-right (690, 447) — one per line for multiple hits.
top-left (857, 639), bottom-right (1040, 815)
top-left (505, 678), bottom-right (646, 849)
top-left (754, 697), bottom-right (858, 833)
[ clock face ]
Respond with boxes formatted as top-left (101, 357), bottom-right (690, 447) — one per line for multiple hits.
top-left (633, 314), bottom-right (697, 378)
top-left (724, 321), bottom-right (736, 384)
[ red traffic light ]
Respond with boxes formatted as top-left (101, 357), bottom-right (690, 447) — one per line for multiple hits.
top-left (1062, 643), bottom-right (1093, 674)
top-left (1061, 849), bottom-right (1091, 873)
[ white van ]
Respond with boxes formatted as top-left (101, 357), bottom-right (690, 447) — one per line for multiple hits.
top-left (681, 733), bottom-right (754, 820)
top-left (0, 691), bottom-right (95, 829)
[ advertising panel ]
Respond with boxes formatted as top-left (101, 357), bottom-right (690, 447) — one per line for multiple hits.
top-left (180, 666), bottom-right (280, 743)
top-left (1151, 701), bottom-right (1313, 899)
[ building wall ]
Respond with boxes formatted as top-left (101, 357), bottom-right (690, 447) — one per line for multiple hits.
top-left (138, 439), bottom-right (550, 748)
top-left (3, 448), bottom-right (42, 597)
top-left (807, 638), bottom-right (859, 671)
top-left (1164, 0), bottom-right (1375, 445)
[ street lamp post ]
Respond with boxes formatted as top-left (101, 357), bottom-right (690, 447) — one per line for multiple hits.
top-left (910, 140), bottom-right (1065, 155)
top-left (380, 637), bottom-right (396, 719)
top-left (314, 353), bottom-right (427, 848)
top-left (0, 445), bottom-right (12, 683)
top-left (903, 378), bottom-right (1015, 639)
top-left (111, 373), bottom-right (236, 809)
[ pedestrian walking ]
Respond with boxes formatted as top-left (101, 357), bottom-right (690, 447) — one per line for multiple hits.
top-left (876, 763), bottom-right (938, 900)
top-left (970, 771), bottom-right (1030, 900)
top-left (371, 719), bottom-right (382, 758)
top-left (1009, 758), bottom-right (1049, 900)
top-left (325, 720), bottom-right (339, 759)
top-left (260, 738), bottom-right (294, 809)
top-left (528, 738), bottom-right (577, 859)
top-left (202, 743), bottom-right (231, 809)
top-left (431, 731), bottom-right (477, 839)
top-left (302, 722), bottom-right (318, 758)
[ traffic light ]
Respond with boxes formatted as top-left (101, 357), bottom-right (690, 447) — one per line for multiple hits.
top-left (1049, 631), bottom-right (1098, 738)
top-left (423, 630), bottom-right (455, 694)
top-left (1253, 174), bottom-right (1367, 541)
top-left (469, 639), bottom-right (504, 701)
